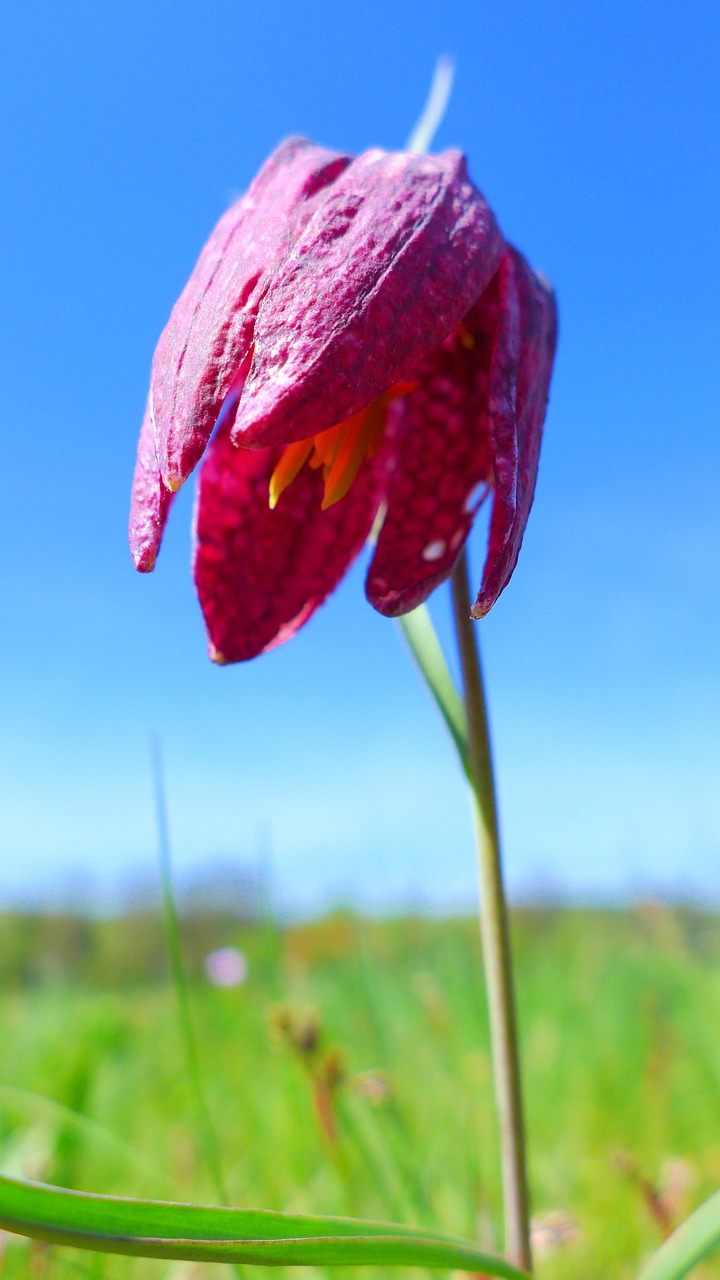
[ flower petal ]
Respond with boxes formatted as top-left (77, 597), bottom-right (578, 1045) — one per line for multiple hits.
top-left (365, 246), bottom-right (557, 618)
top-left (192, 426), bottom-right (387, 663)
top-left (365, 285), bottom-right (499, 616)
top-left (129, 397), bottom-right (174, 572)
top-left (232, 148), bottom-right (504, 449)
top-left (151, 138), bottom-right (351, 492)
top-left (471, 245), bottom-right (558, 617)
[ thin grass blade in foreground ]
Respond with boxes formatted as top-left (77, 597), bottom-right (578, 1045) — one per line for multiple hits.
top-left (397, 605), bottom-right (469, 776)
top-left (0, 1086), bottom-right (160, 1183)
top-left (636, 1189), bottom-right (720, 1280)
top-left (151, 736), bottom-right (229, 1206)
top-left (405, 55), bottom-right (455, 154)
top-left (0, 1174), bottom-right (528, 1276)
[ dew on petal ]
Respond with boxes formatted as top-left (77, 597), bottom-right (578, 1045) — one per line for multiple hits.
top-left (464, 481), bottom-right (488, 513)
top-left (421, 539), bottom-right (446, 562)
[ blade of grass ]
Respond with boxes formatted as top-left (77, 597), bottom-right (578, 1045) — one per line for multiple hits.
top-left (150, 736), bottom-right (229, 1206)
top-left (0, 1086), bottom-right (159, 1183)
top-left (636, 1189), bottom-right (720, 1280)
top-left (406, 56), bottom-right (455, 154)
top-left (397, 606), bottom-right (469, 777)
top-left (0, 1173), bottom-right (528, 1276)
top-left (338, 1093), bottom-right (419, 1226)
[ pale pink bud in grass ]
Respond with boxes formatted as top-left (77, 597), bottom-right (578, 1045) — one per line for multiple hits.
top-left (204, 946), bottom-right (248, 988)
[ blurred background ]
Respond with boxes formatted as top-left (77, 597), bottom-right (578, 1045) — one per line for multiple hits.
top-left (1, 0), bottom-right (718, 912)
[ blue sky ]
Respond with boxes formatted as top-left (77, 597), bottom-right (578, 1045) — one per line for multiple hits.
top-left (1, 0), bottom-right (718, 911)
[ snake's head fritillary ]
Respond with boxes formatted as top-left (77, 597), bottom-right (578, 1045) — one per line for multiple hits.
top-left (130, 137), bottom-right (556, 662)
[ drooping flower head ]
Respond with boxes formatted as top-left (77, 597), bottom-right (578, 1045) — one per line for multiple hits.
top-left (130, 138), bottom-right (556, 662)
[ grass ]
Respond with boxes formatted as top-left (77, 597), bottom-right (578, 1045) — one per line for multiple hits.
top-left (1, 905), bottom-right (719, 1280)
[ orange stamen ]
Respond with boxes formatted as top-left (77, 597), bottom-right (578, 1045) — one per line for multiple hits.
top-left (269, 438), bottom-right (314, 509)
top-left (268, 381), bottom-right (416, 511)
top-left (310, 421), bottom-right (347, 469)
top-left (321, 402), bottom-right (384, 510)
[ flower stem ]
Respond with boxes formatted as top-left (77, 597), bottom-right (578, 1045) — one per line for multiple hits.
top-left (450, 550), bottom-right (532, 1273)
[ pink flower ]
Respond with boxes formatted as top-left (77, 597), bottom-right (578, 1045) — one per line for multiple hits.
top-left (130, 138), bottom-right (556, 663)
top-left (204, 946), bottom-right (249, 988)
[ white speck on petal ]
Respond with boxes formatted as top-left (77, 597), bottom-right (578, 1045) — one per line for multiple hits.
top-left (422, 539), bottom-right (446, 562)
top-left (464, 481), bottom-right (488, 513)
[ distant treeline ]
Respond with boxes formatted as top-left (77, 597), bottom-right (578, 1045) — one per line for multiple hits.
top-left (1, 901), bottom-right (719, 991)
top-left (0, 910), bottom-right (269, 988)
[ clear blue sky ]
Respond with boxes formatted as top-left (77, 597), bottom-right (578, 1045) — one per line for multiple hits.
top-left (1, 0), bottom-right (718, 911)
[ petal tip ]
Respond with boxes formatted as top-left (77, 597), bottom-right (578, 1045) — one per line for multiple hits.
top-left (131, 547), bottom-right (158, 574)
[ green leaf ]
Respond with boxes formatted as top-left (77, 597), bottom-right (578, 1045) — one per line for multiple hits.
top-left (636, 1190), bottom-right (720, 1280)
top-left (397, 606), bottom-right (469, 777)
top-left (0, 1173), bottom-right (527, 1276)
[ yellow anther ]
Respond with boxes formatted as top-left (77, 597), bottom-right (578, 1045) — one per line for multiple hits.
top-left (268, 381), bottom-right (416, 512)
top-left (269, 438), bottom-right (314, 509)
top-left (321, 407), bottom-right (380, 510)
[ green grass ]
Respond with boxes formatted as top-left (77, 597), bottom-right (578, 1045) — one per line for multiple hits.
top-left (1, 906), bottom-right (719, 1280)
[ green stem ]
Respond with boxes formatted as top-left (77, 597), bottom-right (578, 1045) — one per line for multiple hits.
top-left (450, 551), bottom-right (532, 1273)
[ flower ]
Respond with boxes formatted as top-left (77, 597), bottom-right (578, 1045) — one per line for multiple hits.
top-left (204, 946), bottom-right (249, 988)
top-left (130, 137), bottom-right (557, 663)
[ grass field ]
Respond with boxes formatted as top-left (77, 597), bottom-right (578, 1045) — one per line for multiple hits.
top-left (1, 905), bottom-right (719, 1280)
